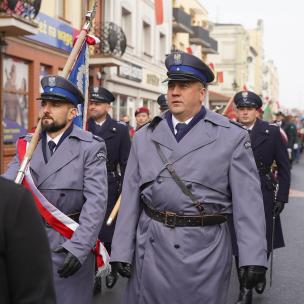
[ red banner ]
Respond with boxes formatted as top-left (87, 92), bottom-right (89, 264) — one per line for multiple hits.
top-left (155, 0), bottom-right (163, 25)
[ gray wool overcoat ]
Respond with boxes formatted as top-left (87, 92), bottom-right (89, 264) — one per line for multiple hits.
top-left (3, 126), bottom-right (108, 304)
top-left (111, 109), bottom-right (267, 304)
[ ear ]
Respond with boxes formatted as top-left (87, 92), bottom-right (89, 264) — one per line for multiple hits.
top-left (199, 84), bottom-right (206, 103)
top-left (68, 107), bottom-right (78, 120)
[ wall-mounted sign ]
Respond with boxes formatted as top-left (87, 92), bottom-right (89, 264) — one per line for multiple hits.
top-left (118, 60), bottom-right (143, 82)
top-left (146, 73), bottom-right (160, 86)
top-left (27, 12), bottom-right (79, 52)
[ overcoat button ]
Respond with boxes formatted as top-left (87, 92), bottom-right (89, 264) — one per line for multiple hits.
top-left (157, 177), bottom-right (163, 183)
top-left (149, 237), bottom-right (155, 243)
top-left (174, 244), bottom-right (180, 249)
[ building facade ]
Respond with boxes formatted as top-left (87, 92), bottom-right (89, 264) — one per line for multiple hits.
top-left (98, 0), bottom-right (172, 127)
top-left (0, 0), bottom-right (102, 171)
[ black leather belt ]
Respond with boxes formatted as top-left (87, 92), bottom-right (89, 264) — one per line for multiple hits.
top-left (143, 203), bottom-right (227, 228)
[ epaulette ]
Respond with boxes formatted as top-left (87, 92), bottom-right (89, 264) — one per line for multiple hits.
top-left (117, 121), bottom-right (127, 126)
top-left (229, 120), bottom-right (245, 129)
top-left (148, 116), bottom-right (162, 131)
top-left (93, 135), bottom-right (103, 142)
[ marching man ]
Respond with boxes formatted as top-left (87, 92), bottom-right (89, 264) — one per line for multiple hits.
top-left (3, 75), bottom-right (108, 304)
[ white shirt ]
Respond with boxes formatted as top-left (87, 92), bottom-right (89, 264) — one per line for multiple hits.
top-left (47, 132), bottom-right (64, 153)
top-left (172, 115), bottom-right (193, 134)
top-left (95, 119), bottom-right (106, 127)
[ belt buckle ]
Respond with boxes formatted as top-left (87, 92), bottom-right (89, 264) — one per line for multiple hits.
top-left (164, 211), bottom-right (177, 228)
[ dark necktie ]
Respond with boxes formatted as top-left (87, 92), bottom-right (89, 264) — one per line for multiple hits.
top-left (48, 140), bottom-right (56, 156)
top-left (175, 123), bottom-right (187, 138)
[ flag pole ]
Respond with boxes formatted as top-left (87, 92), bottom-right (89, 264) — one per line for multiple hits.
top-left (14, 1), bottom-right (98, 184)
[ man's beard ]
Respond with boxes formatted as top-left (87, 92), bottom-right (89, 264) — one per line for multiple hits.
top-left (41, 118), bottom-right (67, 133)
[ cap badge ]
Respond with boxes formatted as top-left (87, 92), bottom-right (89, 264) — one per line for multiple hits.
top-left (48, 76), bottom-right (56, 87)
top-left (173, 53), bottom-right (182, 65)
top-left (242, 91), bottom-right (248, 98)
top-left (93, 87), bottom-right (99, 93)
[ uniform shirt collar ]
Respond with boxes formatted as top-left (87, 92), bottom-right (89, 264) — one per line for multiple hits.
top-left (172, 115), bottom-right (193, 134)
top-left (46, 131), bottom-right (64, 145)
top-left (95, 118), bottom-right (106, 127)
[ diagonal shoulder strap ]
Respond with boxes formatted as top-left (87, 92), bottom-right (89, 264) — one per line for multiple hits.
top-left (154, 142), bottom-right (204, 214)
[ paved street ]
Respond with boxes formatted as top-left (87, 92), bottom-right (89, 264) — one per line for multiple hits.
top-left (93, 157), bottom-right (304, 304)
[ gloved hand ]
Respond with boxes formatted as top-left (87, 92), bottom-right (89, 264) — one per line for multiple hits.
top-left (273, 201), bottom-right (285, 217)
top-left (54, 247), bottom-right (81, 278)
top-left (241, 265), bottom-right (267, 290)
top-left (110, 261), bottom-right (132, 278)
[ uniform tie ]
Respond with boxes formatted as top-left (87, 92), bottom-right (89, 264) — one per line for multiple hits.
top-left (48, 140), bottom-right (57, 156)
top-left (175, 123), bottom-right (187, 138)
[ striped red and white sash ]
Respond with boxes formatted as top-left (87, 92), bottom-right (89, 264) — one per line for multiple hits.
top-left (17, 137), bottom-right (110, 277)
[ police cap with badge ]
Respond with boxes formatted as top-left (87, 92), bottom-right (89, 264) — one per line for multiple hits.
top-left (89, 86), bottom-right (115, 103)
top-left (165, 51), bottom-right (214, 84)
top-left (39, 75), bottom-right (84, 106)
top-left (234, 91), bottom-right (263, 109)
top-left (157, 94), bottom-right (169, 111)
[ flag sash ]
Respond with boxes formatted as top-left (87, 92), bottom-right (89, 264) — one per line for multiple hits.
top-left (17, 138), bottom-right (110, 275)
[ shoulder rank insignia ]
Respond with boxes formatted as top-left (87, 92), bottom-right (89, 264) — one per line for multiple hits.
top-left (93, 135), bottom-right (103, 142)
top-left (229, 120), bottom-right (245, 129)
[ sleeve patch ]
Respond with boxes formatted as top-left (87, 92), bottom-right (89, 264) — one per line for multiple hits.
top-left (96, 151), bottom-right (106, 160)
top-left (244, 141), bottom-right (252, 149)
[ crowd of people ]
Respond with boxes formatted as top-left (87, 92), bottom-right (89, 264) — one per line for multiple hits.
top-left (1, 51), bottom-right (295, 304)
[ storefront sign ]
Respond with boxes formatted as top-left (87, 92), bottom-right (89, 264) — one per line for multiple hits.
top-left (27, 12), bottom-right (78, 52)
top-left (118, 60), bottom-right (143, 82)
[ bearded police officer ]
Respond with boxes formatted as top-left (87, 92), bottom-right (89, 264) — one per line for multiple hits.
top-left (88, 86), bottom-right (131, 289)
top-left (231, 91), bottom-right (291, 304)
top-left (3, 76), bottom-right (108, 304)
top-left (109, 52), bottom-right (268, 304)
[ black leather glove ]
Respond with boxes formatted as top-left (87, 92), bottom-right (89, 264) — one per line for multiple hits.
top-left (273, 201), bottom-right (285, 217)
top-left (54, 247), bottom-right (81, 278)
top-left (110, 261), bottom-right (132, 278)
top-left (241, 266), bottom-right (267, 290)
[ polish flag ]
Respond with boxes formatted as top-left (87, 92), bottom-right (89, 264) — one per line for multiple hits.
top-left (155, 0), bottom-right (164, 25)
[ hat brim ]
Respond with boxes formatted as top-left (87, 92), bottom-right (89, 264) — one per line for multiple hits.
top-left (89, 98), bottom-right (111, 104)
top-left (236, 104), bottom-right (260, 109)
top-left (163, 73), bottom-right (204, 83)
top-left (37, 93), bottom-right (75, 105)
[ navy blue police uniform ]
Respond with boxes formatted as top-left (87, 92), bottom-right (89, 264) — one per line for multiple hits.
top-left (230, 91), bottom-right (290, 255)
top-left (87, 87), bottom-right (131, 251)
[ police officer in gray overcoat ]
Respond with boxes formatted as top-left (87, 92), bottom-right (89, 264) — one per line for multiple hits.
top-left (231, 91), bottom-right (291, 303)
top-left (3, 76), bottom-right (108, 304)
top-left (109, 52), bottom-right (268, 304)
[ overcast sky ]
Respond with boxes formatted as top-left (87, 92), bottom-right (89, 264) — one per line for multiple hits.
top-left (200, 0), bottom-right (304, 110)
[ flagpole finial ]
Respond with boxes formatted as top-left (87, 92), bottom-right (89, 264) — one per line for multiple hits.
top-left (84, 0), bottom-right (98, 31)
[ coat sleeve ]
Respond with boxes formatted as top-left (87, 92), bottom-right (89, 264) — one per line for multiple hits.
top-left (119, 125), bottom-right (131, 181)
top-left (110, 140), bottom-right (141, 264)
top-left (2, 154), bottom-right (20, 181)
top-left (62, 139), bottom-right (108, 264)
top-left (229, 132), bottom-right (268, 268)
top-left (5, 182), bottom-right (56, 304)
top-left (274, 127), bottom-right (291, 203)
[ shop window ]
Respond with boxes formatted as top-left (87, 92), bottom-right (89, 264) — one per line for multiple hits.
top-left (2, 56), bottom-right (29, 144)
